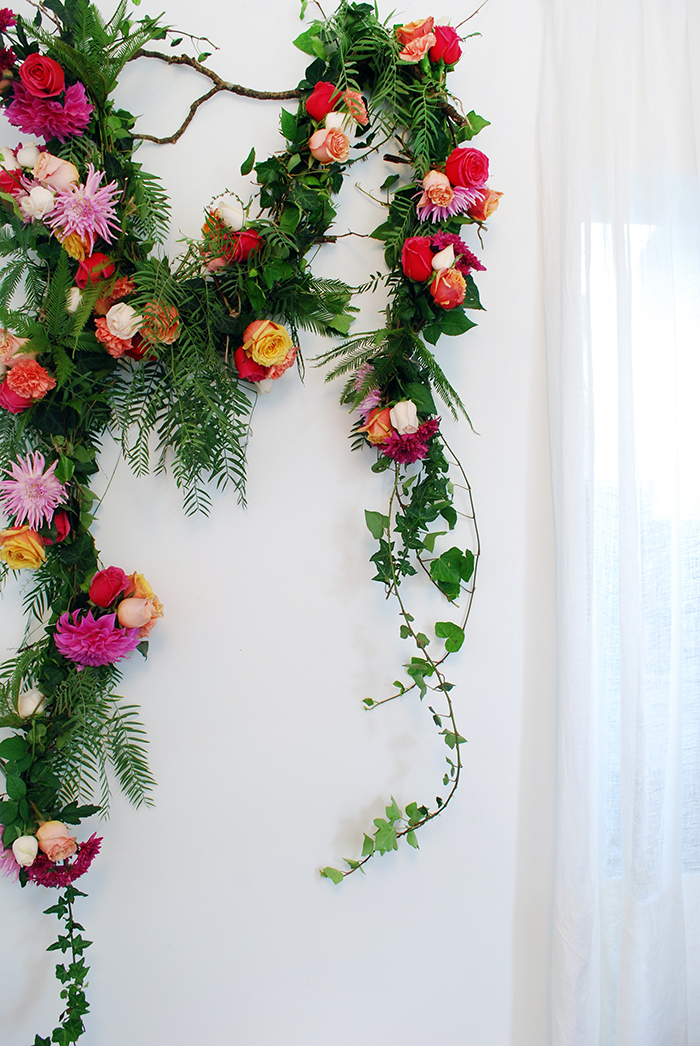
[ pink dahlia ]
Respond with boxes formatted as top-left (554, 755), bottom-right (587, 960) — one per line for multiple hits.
top-left (0, 8), bottom-right (16, 32)
top-left (6, 81), bottom-right (94, 143)
top-left (54, 610), bottom-right (141, 666)
top-left (382, 418), bottom-right (440, 464)
top-left (430, 231), bottom-right (486, 274)
top-left (27, 834), bottom-right (102, 888)
top-left (47, 164), bottom-right (120, 252)
top-left (0, 450), bottom-right (67, 530)
top-left (0, 834), bottom-right (19, 882)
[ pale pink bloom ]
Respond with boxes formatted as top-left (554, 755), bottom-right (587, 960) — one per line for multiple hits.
top-left (0, 450), bottom-right (67, 530)
top-left (47, 164), bottom-right (121, 252)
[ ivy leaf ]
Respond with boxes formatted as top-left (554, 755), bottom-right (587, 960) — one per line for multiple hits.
top-left (240, 147), bottom-right (256, 176)
top-left (403, 381), bottom-right (436, 415)
top-left (435, 621), bottom-right (465, 652)
top-left (326, 313), bottom-right (352, 334)
top-left (462, 110), bottom-right (491, 140)
top-left (441, 730), bottom-right (467, 749)
top-left (365, 509), bottom-right (388, 539)
top-left (0, 736), bottom-right (29, 760)
top-left (423, 531), bottom-right (447, 553)
top-left (279, 108), bottom-right (298, 141)
top-left (293, 24), bottom-right (326, 57)
top-left (380, 174), bottom-right (400, 191)
top-left (361, 833), bottom-right (375, 856)
top-left (406, 829), bottom-right (419, 849)
top-left (54, 454), bottom-right (75, 484)
top-left (320, 866), bottom-right (344, 884)
top-left (373, 818), bottom-right (398, 853)
top-left (385, 796), bottom-right (402, 823)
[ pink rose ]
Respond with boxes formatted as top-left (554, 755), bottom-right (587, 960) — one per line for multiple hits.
top-left (344, 89), bottom-right (368, 126)
top-left (398, 32), bottom-right (436, 62)
top-left (429, 25), bottom-right (462, 64)
top-left (430, 268), bottom-right (467, 309)
top-left (445, 147), bottom-right (490, 189)
top-left (89, 565), bottom-right (129, 607)
top-left (309, 127), bottom-right (350, 165)
top-left (33, 152), bottom-right (79, 189)
top-left (0, 380), bottom-right (31, 413)
top-left (36, 821), bottom-right (77, 862)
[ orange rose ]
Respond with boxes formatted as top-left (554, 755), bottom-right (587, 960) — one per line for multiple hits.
top-left (308, 127), bottom-right (350, 165)
top-left (140, 302), bottom-right (180, 345)
top-left (358, 406), bottom-right (394, 445)
top-left (396, 16), bottom-right (435, 45)
top-left (398, 32), bottom-right (437, 62)
top-left (430, 268), bottom-right (467, 310)
top-left (468, 189), bottom-right (503, 222)
top-left (0, 525), bottom-right (46, 569)
top-left (36, 821), bottom-right (77, 863)
top-left (241, 320), bottom-right (294, 368)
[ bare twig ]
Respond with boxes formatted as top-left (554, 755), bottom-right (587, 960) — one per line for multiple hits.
top-left (131, 49), bottom-right (302, 145)
top-left (455, 0), bottom-right (490, 30)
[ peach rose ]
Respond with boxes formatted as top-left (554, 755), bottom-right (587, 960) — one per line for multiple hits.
top-left (468, 189), bottom-right (503, 222)
top-left (344, 89), bottom-right (368, 125)
top-left (396, 16), bottom-right (435, 45)
top-left (241, 320), bottom-right (294, 367)
top-left (430, 267), bottom-right (467, 310)
top-left (419, 170), bottom-right (454, 209)
top-left (309, 127), bottom-right (350, 165)
top-left (117, 597), bottom-right (155, 629)
top-left (0, 330), bottom-right (36, 368)
top-left (140, 302), bottom-right (180, 345)
top-left (0, 525), bottom-right (46, 569)
top-left (398, 32), bottom-right (437, 62)
top-left (36, 821), bottom-right (77, 863)
top-left (33, 152), bottom-right (79, 190)
top-left (358, 406), bottom-right (394, 445)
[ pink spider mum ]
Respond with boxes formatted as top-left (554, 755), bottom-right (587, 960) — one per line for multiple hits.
top-left (47, 164), bottom-right (120, 252)
top-left (0, 450), bottom-right (67, 530)
top-left (27, 834), bottom-right (102, 888)
top-left (54, 610), bottom-right (141, 667)
top-left (416, 184), bottom-right (482, 223)
top-left (382, 418), bottom-right (440, 464)
top-left (0, 834), bottom-right (20, 882)
top-left (6, 81), bottom-right (93, 143)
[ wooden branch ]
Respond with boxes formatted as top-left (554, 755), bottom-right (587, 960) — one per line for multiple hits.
top-left (131, 49), bottom-right (302, 145)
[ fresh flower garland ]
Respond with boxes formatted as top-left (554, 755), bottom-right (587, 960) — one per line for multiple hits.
top-left (0, 0), bottom-right (498, 1037)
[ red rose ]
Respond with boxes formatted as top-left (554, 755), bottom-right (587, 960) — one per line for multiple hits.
top-left (229, 229), bottom-right (262, 262)
top-left (305, 81), bottom-right (342, 122)
top-left (401, 237), bottom-right (434, 282)
top-left (0, 168), bottom-right (23, 195)
top-left (123, 333), bottom-right (156, 361)
top-left (76, 253), bottom-right (115, 288)
top-left (89, 566), bottom-right (130, 607)
top-left (18, 53), bottom-right (65, 98)
top-left (445, 147), bottom-right (490, 189)
top-left (0, 380), bottom-right (31, 413)
top-left (43, 511), bottom-right (71, 545)
top-left (430, 268), bottom-right (467, 310)
top-left (234, 346), bottom-right (268, 382)
top-left (429, 26), bottom-right (462, 65)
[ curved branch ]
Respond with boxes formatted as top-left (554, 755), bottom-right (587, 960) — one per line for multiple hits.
top-left (131, 49), bottom-right (302, 145)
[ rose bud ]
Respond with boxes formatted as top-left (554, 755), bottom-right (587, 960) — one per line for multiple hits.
top-left (117, 597), bottom-right (154, 629)
top-left (431, 245), bottom-right (455, 271)
top-left (390, 400), bottom-right (419, 435)
top-left (105, 302), bottom-right (142, 340)
top-left (358, 406), bottom-right (394, 445)
top-left (75, 253), bottom-right (115, 288)
top-left (430, 268), bottom-right (467, 310)
top-left (12, 835), bottom-right (38, 867)
top-left (36, 821), bottom-right (77, 862)
top-left (305, 80), bottom-right (342, 122)
top-left (429, 25), bottom-right (462, 65)
top-left (212, 194), bottom-right (244, 231)
top-left (468, 189), bottom-right (503, 222)
top-left (0, 145), bottom-right (20, 170)
top-left (66, 287), bottom-right (82, 314)
top-left (16, 142), bottom-right (41, 168)
top-left (17, 687), bottom-right (46, 718)
top-left (401, 236), bottom-right (434, 281)
top-left (33, 152), bottom-right (79, 190)
top-left (89, 565), bottom-right (130, 607)
top-left (445, 146), bottom-right (490, 189)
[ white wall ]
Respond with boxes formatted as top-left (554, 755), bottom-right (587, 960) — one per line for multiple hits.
top-left (0, 1), bottom-right (556, 1043)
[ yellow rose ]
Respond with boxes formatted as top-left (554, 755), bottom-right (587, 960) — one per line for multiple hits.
top-left (0, 525), bottom-right (46, 569)
top-left (241, 320), bottom-right (293, 367)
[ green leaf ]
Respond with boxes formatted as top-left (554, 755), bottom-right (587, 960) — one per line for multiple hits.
top-left (0, 735), bottom-right (29, 760)
top-left (439, 309), bottom-right (478, 336)
top-left (4, 774), bottom-right (26, 799)
top-left (406, 829), bottom-right (419, 849)
top-left (415, 632), bottom-right (430, 649)
top-left (365, 509), bottom-right (388, 539)
top-left (423, 531), bottom-right (447, 553)
top-left (385, 796), bottom-right (401, 822)
top-left (361, 833), bottom-right (375, 856)
top-left (320, 866), bottom-right (344, 884)
top-left (0, 799), bottom-right (19, 822)
top-left (380, 174), bottom-right (400, 191)
top-left (293, 24), bottom-right (326, 58)
top-left (370, 221), bottom-right (393, 241)
top-left (326, 313), bottom-right (352, 334)
top-left (362, 697), bottom-right (375, 708)
top-left (442, 730), bottom-right (467, 749)
top-left (404, 382), bottom-right (436, 415)
top-left (373, 818), bottom-right (398, 853)
top-left (54, 454), bottom-right (75, 484)
top-left (279, 108), bottom-right (298, 141)
top-left (435, 621), bottom-right (465, 652)
top-left (463, 110), bottom-right (491, 140)
top-left (240, 147), bottom-right (256, 176)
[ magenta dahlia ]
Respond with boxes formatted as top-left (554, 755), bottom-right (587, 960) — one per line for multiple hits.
top-left (0, 450), bottom-right (67, 530)
top-left (54, 610), bottom-right (141, 666)
top-left (0, 8), bottom-right (16, 32)
top-left (27, 834), bottom-right (102, 888)
top-left (47, 164), bottom-right (120, 251)
top-left (6, 81), bottom-right (94, 143)
top-left (382, 418), bottom-right (440, 465)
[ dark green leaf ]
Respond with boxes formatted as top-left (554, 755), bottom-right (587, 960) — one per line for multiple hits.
top-left (365, 509), bottom-right (388, 539)
top-left (435, 620), bottom-right (465, 652)
top-left (0, 736), bottom-right (29, 760)
top-left (240, 147), bottom-right (256, 176)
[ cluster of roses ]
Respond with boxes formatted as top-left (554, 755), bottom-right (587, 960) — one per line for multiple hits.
top-left (1, 814), bottom-right (101, 889)
top-left (305, 79), bottom-right (368, 166)
top-left (53, 565), bottom-right (164, 668)
top-left (395, 16), bottom-right (462, 66)
top-left (355, 368), bottom-right (440, 465)
top-left (1, 43), bottom-right (93, 142)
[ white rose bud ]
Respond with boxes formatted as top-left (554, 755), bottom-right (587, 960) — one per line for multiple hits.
top-left (431, 245), bottom-right (456, 271)
top-left (390, 399), bottom-right (419, 435)
top-left (17, 687), bottom-right (46, 718)
top-left (212, 194), bottom-right (244, 231)
top-left (12, 835), bottom-right (39, 867)
top-left (257, 378), bottom-right (275, 394)
top-left (66, 287), bottom-right (83, 315)
top-left (20, 186), bottom-right (56, 220)
top-left (106, 302), bottom-right (142, 339)
top-left (0, 146), bottom-right (20, 171)
top-left (16, 143), bottom-right (41, 168)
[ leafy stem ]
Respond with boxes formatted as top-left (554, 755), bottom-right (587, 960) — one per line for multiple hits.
top-left (36, 886), bottom-right (92, 1046)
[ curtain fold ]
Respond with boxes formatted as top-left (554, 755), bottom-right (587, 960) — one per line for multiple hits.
top-left (541, 2), bottom-right (700, 1043)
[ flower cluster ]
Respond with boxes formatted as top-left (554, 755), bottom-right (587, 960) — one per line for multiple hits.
top-left (396, 17), bottom-right (462, 66)
top-left (53, 565), bottom-right (164, 667)
top-left (234, 319), bottom-right (298, 388)
top-left (0, 450), bottom-right (69, 568)
top-left (402, 233), bottom-right (487, 310)
top-left (357, 390), bottom-right (441, 465)
top-left (201, 197), bottom-right (262, 273)
top-left (4, 48), bottom-right (93, 142)
top-left (1, 822), bottom-right (102, 888)
top-left (305, 80), bottom-right (368, 166)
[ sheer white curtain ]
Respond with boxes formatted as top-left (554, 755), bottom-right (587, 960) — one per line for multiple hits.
top-left (540, 1), bottom-right (700, 1043)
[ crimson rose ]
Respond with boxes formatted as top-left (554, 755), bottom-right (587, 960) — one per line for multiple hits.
top-left (89, 566), bottom-right (130, 607)
top-left (305, 81), bottom-right (342, 122)
top-left (445, 147), bottom-right (490, 189)
top-left (18, 53), bottom-right (65, 98)
top-left (429, 26), bottom-right (462, 65)
top-left (76, 253), bottom-right (115, 288)
top-left (234, 346), bottom-right (268, 382)
top-left (401, 237), bottom-right (434, 282)
top-left (228, 228), bottom-right (262, 262)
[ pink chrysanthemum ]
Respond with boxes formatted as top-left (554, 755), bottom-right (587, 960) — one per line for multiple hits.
top-left (416, 184), bottom-right (482, 223)
top-left (382, 418), bottom-right (440, 464)
top-left (430, 232), bottom-right (486, 274)
top-left (0, 833), bottom-right (20, 882)
top-left (358, 389), bottom-right (382, 420)
top-left (0, 8), bottom-right (16, 32)
top-left (47, 164), bottom-right (120, 252)
top-left (6, 81), bottom-right (94, 143)
top-left (54, 610), bottom-right (141, 667)
top-left (0, 450), bottom-right (67, 530)
top-left (27, 834), bottom-right (102, 888)
top-left (0, 46), bottom-right (15, 68)
top-left (353, 362), bottom-right (375, 391)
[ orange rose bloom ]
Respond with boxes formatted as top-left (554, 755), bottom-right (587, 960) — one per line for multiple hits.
top-left (430, 268), bottom-right (467, 310)
top-left (398, 32), bottom-right (437, 62)
top-left (241, 320), bottom-right (294, 367)
top-left (308, 128), bottom-right (350, 165)
top-left (359, 406), bottom-right (394, 445)
top-left (468, 189), bottom-right (504, 222)
top-left (6, 359), bottom-right (56, 399)
top-left (141, 302), bottom-right (180, 345)
top-left (0, 525), bottom-right (46, 569)
top-left (396, 16), bottom-right (435, 45)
